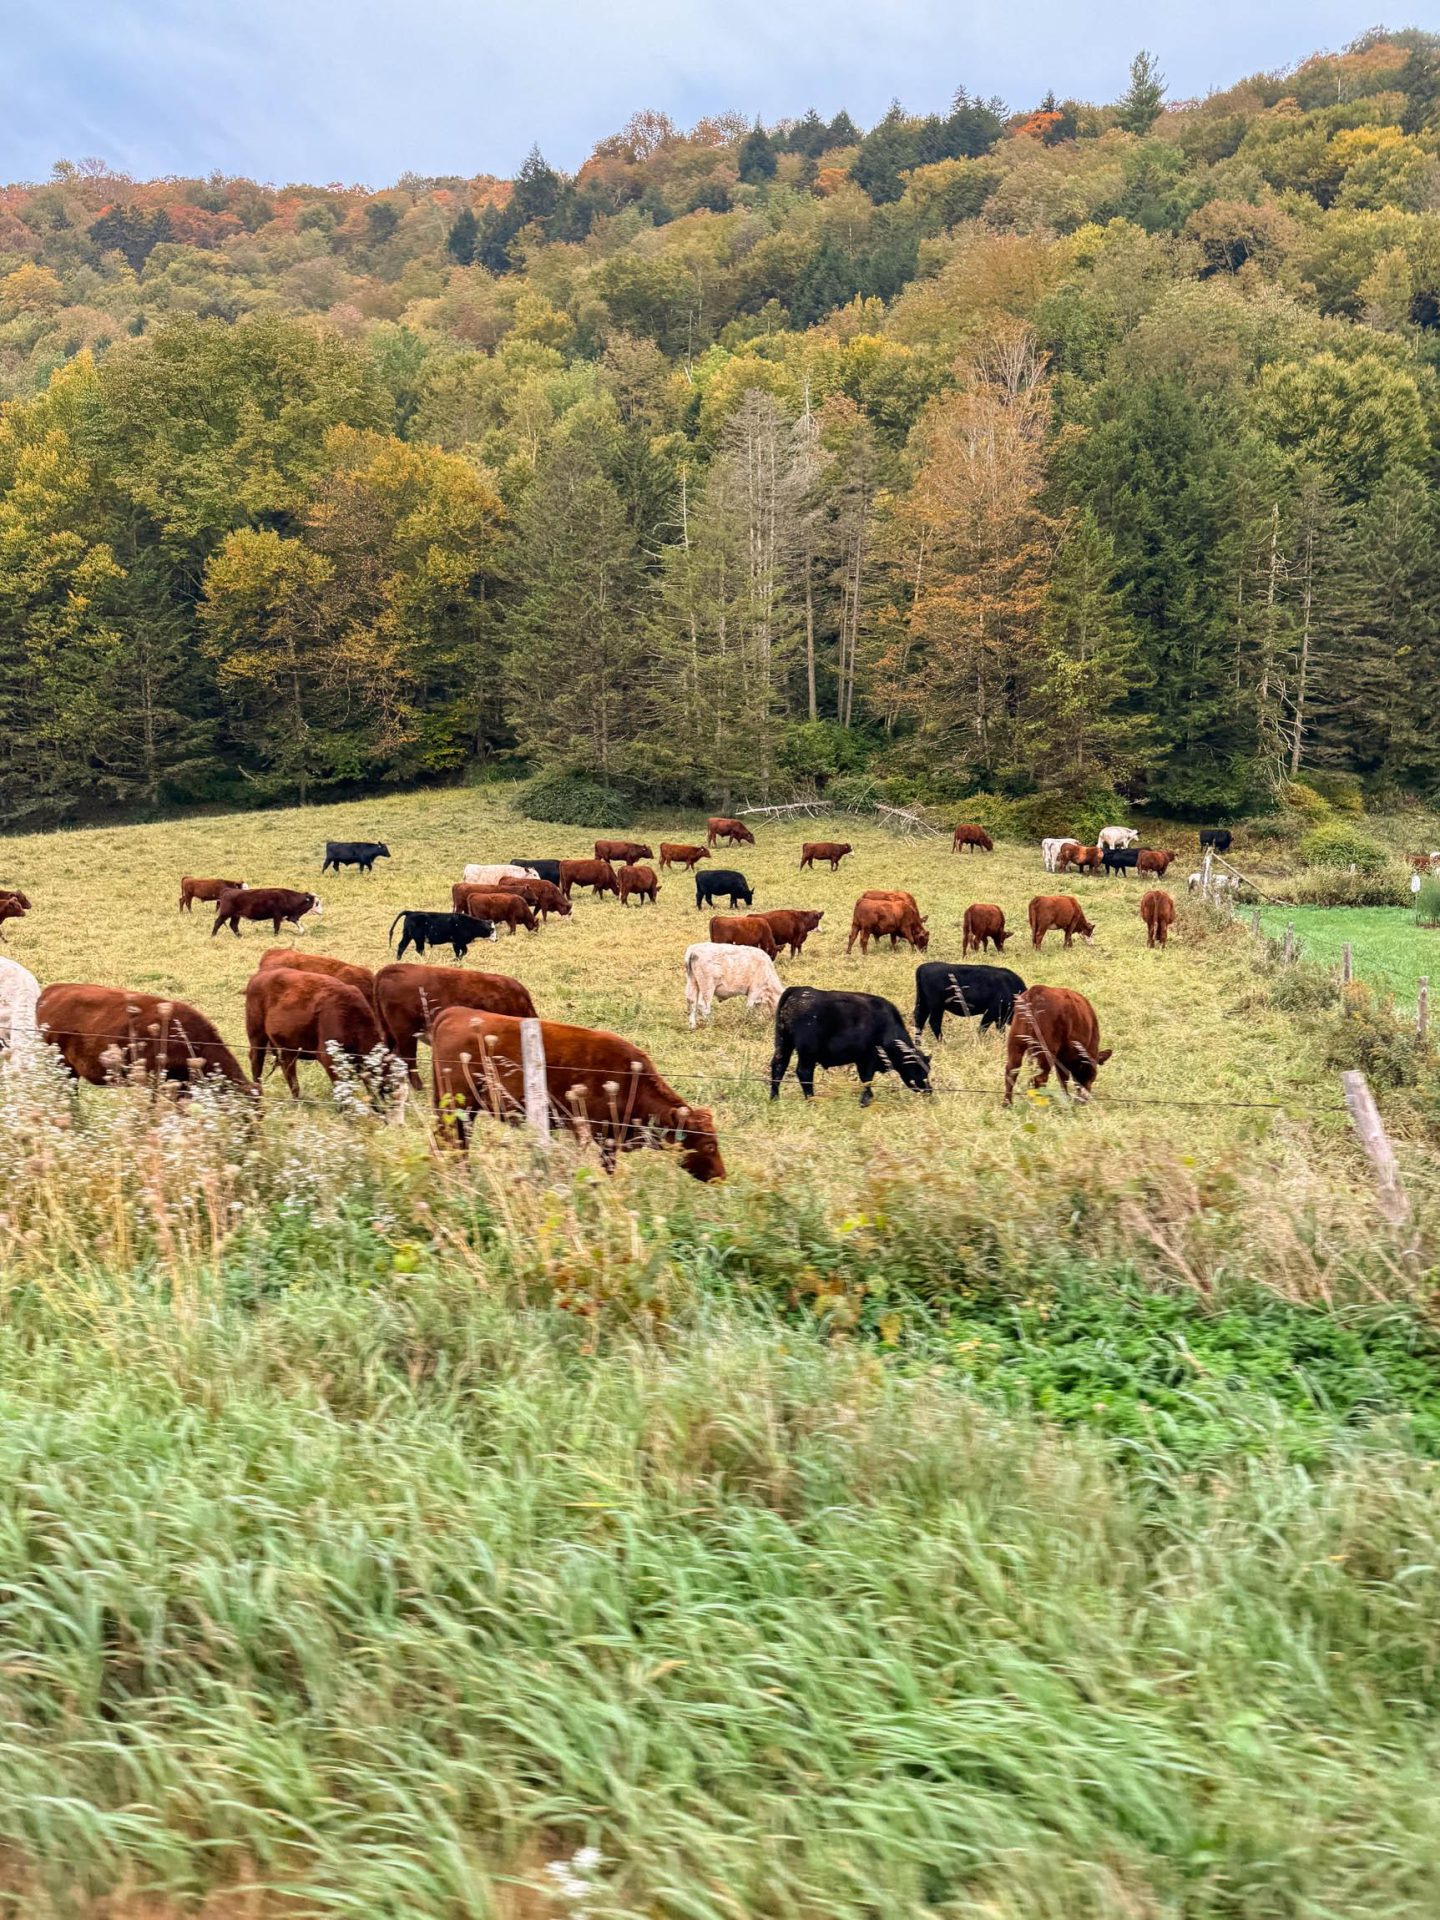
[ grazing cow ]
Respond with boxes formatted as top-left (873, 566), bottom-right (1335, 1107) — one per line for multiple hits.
top-left (245, 967), bottom-right (395, 1103)
top-left (799, 842), bottom-right (853, 871)
top-left (1054, 841), bottom-right (1084, 873)
top-left (1136, 849), bottom-right (1177, 879)
top-left (36, 985), bottom-right (252, 1094)
top-left (512, 859), bottom-right (562, 886)
top-left (758, 908), bottom-right (823, 956)
top-left (696, 869), bottom-right (754, 911)
top-left (1188, 871), bottom-right (1240, 897)
top-left (1028, 895), bottom-right (1095, 949)
top-left (1101, 847), bottom-right (1140, 878)
top-left (707, 816), bottom-right (755, 848)
top-left (1041, 837), bottom-right (1071, 873)
top-left (179, 876), bottom-right (245, 913)
top-left (683, 943), bottom-right (783, 1029)
top-left (0, 956), bottom-right (40, 1063)
top-left (1198, 828), bottom-right (1233, 855)
top-left (431, 1008), bottom-right (724, 1181)
top-left (617, 863), bottom-right (660, 907)
top-left (257, 948), bottom-right (375, 1000)
top-left (373, 962), bottom-right (536, 1086)
top-left (451, 887), bottom-right (539, 936)
top-left (847, 894), bottom-right (929, 955)
top-left (463, 863), bottom-right (534, 889)
top-left (0, 890), bottom-right (32, 939)
top-left (322, 840), bottom-right (390, 874)
top-left (913, 962), bottom-right (1025, 1042)
top-left (962, 903), bottom-right (1010, 955)
top-left (1098, 826), bottom-right (1140, 852)
top-left (490, 875), bottom-right (572, 920)
top-left (211, 887), bottom-right (322, 938)
top-left (660, 843), bottom-right (708, 871)
top-left (595, 839), bottom-right (653, 865)
top-left (770, 987), bottom-right (931, 1108)
top-left (710, 913), bottom-right (778, 958)
top-left (1003, 986), bottom-right (1111, 1106)
top-left (389, 910), bottom-right (496, 960)
top-left (558, 858), bottom-right (620, 901)
top-left (1140, 889), bottom-right (1176, 949)
top-left (952, 823), bottom-right (994, 854)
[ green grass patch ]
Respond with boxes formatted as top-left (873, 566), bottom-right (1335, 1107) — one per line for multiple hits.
top-left (1259, 905), bottom-right (1438, 1001)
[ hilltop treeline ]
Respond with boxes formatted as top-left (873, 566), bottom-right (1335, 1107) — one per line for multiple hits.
top-left (3, 31), bottom-right (1440, 827)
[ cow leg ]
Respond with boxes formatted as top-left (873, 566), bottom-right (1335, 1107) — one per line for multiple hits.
top-left (279, 1052), bottom-right (302, 1099)
top-left (856, 1058), bottom-right (877, 1108)
top-left (795, 1053), bottom-right (817, 1100)
top-left (769, 1036), bottom-right (794, 1099)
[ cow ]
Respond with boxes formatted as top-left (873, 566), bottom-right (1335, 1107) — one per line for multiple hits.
top-left (710, 913), bottom-right (778, 958)
top-left (1198, 828), bottom-right (1233, 855)
top-left (659, 843), bottom-right (708, 871)
top-left (0, 890), bottom-right (31, 940)
top-left (388, 910), bottom-right (496, 960)
top-left (770, 987), bottom-right (931, 1108)
top-left (617, 863), bottom-right (660, 907)
top-left (1003, 986), bottom-right (1111, 1106)
top-left (962, 903), bottom-right (1010, 955)
top-left (595, 839), bottom-right (653, 865)
top-left (511, 859), bottom-right (562, 886)
top-left (0, 956), bottom-right (40, 1063)
top-left (1028, 895), bottom-right (1095, 949)
top-left (179, 876), bottom-right (245, 913)
top-left (1188, 871), bottom-right (1240, 897)
top-left (1098, 826), bottom-right (1140, 852)
top-left (799, 842), bottom-right (853, 871)
top-left (696, 869), bottom-right (754, 911)
top-left (1136, 849), bottom-right (1177, 879)
top-left (1078, 846), bottom-right (1106, 876)
top-left (373, 962), bottom-right (536, 1086)
top-left (450, 887), bottom-right (539, 936)
top-left (257, 948), bottom-right (375, 1000)
top-left (707, 817), bottom-right (756, 848)
top-left (211, 887), bottom-right (322, 938)
top-left (488, 875), bottom-right (572, 920)
top-left (1054, 841), bottom-right (1084, 873)
top-left (1101, 847), bottom-right (1140, 878)
top-left (913, 963), bottom-right (1025, 1042)
top-left (431, 1008), bottom-right (724, 1181)
top-left (1041, 837), bottom-right (1071, 873)
top-left (558, 859), bottom-right (620, 901)
top-left (1140, 889), bottom-right (1175, 949)
top-left (35, 985), bottom-right (252, 1095)
top-left (846, 894), bottom-right (929, 955)
top-left (244, 967), bottom-right (396, 1105)
top-left (683, 943), bottom-right (783, 1029)
top-left (952, 823), bottom-right (994, 854)
top-left (463, 863), bottom-right (534, 889)
top-left (758, 908), bottom-right (824, 956)
top-left (322, 840), bottom-right (390, 874)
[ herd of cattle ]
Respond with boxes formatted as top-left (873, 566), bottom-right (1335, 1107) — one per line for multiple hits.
top-left (0, 815), bottom-right (1227, 1182)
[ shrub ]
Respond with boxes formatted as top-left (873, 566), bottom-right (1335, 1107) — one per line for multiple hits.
top-left (1416, 873), bottom-right (1440, 927)
top-left (1304, 770), bottom-right (1366, 815)
top-left (1280, 779), bottom-right (1331, 820)
top-left (1274, 864), bottom-right (1411, 907)
top-left (776, 721), bottom-right (871, 784)
top-left (1299, 821), bottom-right (1390, 873)
top-left (519, 770), bottom-right (634, 828)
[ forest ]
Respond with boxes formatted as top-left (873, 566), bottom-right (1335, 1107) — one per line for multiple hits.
top-left (1, 29), bottom-right (1439, 830)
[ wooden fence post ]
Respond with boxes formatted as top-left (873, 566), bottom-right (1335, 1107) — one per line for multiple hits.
top-left (1341, 1070), bottom-right (1410, 1228)
top-left (1341, 942), bottom-right (1353, 986)
top-left (1202, 844), bottom-right (1214, 902)
top-left (519, 1017), bottom-right (550, 1146)
top-left (1283, 922), bottom-right (1295, 965)
top-left (1419, 977), bottom-right (1430, 1046)
top-left (1251, 906), bottom-right (1262, 941)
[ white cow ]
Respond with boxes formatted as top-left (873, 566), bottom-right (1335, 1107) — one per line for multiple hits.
top-left (462, 863), bottom-right (533, 888)
top-left (0, 956), bottom-right (40, 1065)
top-left (1040, 836), bottom-right (1071, 873)
top-left (684, 942), bottom-right (783, 1030)
top-left (1189, 871), bottom-right (1240, 896)
top-left (1098, 826), bottom-right (1140, 851)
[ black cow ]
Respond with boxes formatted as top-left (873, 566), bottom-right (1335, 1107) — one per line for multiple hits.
top-left (1101, 847), bottom-right (1141, 877)
top-left (388, 910), bottom-right (496, 960)
top-left (697, 869), bottom-right (754, 911)
top-left (323, 840), bottom-right (391, 873)
top-left (770, 987), bottom-right (932, 1109)
top-left (1198, 828), bottom-right (1233, 854)
top-left (513, 859), bottom-right (562, 885)
top-left (913, 963), bottom-right (1026, 1042)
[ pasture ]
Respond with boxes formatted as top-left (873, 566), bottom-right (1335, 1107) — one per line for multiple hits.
top-left (1259, 903), bottom-right (1438, 1005)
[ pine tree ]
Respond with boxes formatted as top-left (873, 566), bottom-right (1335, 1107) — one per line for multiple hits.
top-left (1117, 51), bottom-right (1166, 135)
top-left (737, 124), bottom-right (778, 184)
top-left (446, 207), bottom-right (478, 265)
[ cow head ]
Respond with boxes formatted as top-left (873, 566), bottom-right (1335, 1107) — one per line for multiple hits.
top-left (1067, 1044), bottom-right (1114, 1099)
top-left (993, 928), bottom-right (1012, 949)
top-left (887, 1038), bottom-right (933, 1094)
top-left (913, 924), bottom-right (931, 953)
top-left (376, 845), bottom-right (391, 858)
top-left (800, 910), bottom-right (824, 930)
top-left (307, 895), bottom-right (324, 916)
top-left (671, 1103), bottom-right (726, 1182)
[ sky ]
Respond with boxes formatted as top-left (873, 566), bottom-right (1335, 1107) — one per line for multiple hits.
top-left (7, 0), bottom-right (1412, 188)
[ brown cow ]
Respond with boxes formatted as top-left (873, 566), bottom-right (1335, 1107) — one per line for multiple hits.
top-left (450, 886), bottom-right (539, 935)
top-left (211, 887), bottom-right (322, 938)
top-left (660, 843), bottom-right (708, 871)
top-left (35, 984), bottom-right (252, 1094)
top-left (707, 816), bottom-right (755, 848)
top-left (558, 858), bottom-right (619, 900)
top-left (1028, 895), bottom-right (1095, 950)
top-left (0, 890), bottom-right (31, 939)
top-left (595, 839), bottom-right (654, 865)
top-left (244, 967), bottom-right (394, 1102)
top-left (847, 896), bottom-right (930, 955)
top-left (431, 1007), bottom-right (724, 1182)
top-left (799, 842), bottom-right (853, 871)
top-left (1075, 845), bottom-right (1105, 876)
top-left (758, 908), bottom-right (824, 956)
top-left (1003, 986), bottom-right (1111, 1106)
top-left (179, 875), bottom-right (245, 913)
top-left (962, 903), bottom-right (1010, 955)
top-left (952, 823), bottom-right (994, 854)
top-left (1137, 849), bottom-right (1177, 879)
top-left (710, 913), bottom-right (779, 958)
top-left (373, 962), bottom-right (537, 1087)
top-left (1054, 841), bottom-right (1084, 872)
top-left (257, 948), bottom-right (376, 1000)
top-left (618, 863), bottom-right (660, 907)
top-left (489, 875), bottom-right (573, 920)
top-left (1140, 889), bottom-right (1176, 949)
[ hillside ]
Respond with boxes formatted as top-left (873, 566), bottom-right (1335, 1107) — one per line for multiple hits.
top-left (3, 31), bottom-right (1440, 834)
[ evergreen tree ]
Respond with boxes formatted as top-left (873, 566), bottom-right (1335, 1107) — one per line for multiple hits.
top-left (1117, 50), bottom-right (1167, 135)
top-left (737, 124), bottom-right (778, 184)
top-left (446, 207), bottom-right (478, 265)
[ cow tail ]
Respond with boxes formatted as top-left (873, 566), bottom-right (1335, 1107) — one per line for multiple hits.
top-left (387, 911), bottom-right (405, 950)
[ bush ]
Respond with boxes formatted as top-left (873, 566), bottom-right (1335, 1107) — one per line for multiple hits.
top-left (776, 721), bottom-right (871, 784)
top-left (1304, 770), bottom-right (1366, 815)
top-left (1416, 873), bottom-right (1440, 927)
top-left (519, 770), bottom-right (634, 828)
top-left (1299, 821), bottom-right (1390, 873)
top-left (1274, 864), bottom-right (1411, 907)
top-left (1280, 779), bottom-right (1331, 820)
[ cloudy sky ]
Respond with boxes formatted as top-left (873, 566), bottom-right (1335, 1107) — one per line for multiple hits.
top-left (11, 0), bottom-right (1394, 186)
